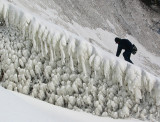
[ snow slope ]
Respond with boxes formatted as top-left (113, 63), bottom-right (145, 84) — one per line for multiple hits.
top-left (0, 86), bottom-right (142, 122)
top-left (8, 0), bottom-right (160, 76)
top-left (0, 0), bottom-right (160, 122)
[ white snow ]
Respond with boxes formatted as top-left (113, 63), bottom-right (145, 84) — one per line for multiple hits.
top-left (0, 0), bottom-right (160, 122)
top-left (0, 86), bottom-right (143, 122)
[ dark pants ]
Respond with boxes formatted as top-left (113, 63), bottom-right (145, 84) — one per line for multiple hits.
top-left (123, 51), bottom-right (133, 64)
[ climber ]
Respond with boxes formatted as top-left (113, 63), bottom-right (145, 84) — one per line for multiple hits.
top-left (115, 37), bottom-right (136, 64)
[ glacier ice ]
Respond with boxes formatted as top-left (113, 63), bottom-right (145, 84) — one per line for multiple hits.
top-left (0, 0), bottom-right (160, 121)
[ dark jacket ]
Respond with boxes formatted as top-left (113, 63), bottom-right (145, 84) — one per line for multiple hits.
top-left (116, 39), bottom-right (133, 57)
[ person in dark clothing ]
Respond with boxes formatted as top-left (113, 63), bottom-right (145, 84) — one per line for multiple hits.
top-left (115, 37), bottom-right (133, 64)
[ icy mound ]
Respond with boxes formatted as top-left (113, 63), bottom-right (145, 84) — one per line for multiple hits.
top-left (0, 1), bottom-right (160, 121)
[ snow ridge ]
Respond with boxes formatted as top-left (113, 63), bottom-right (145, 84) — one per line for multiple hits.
top-left (0, 0), bottom-right (160, 121)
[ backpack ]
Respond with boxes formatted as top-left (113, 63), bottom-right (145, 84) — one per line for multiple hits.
top-left (132, 44), bottom-right (137, 55)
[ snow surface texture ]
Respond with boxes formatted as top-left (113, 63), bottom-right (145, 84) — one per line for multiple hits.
top-left (0, 1), bottom-right (160, 121)
top-left (11, 0), bottom-right (160, 55)
top-left (9, 0), bottom-right (160, 77)
top-left (0, 86), bottom-right (143, 122)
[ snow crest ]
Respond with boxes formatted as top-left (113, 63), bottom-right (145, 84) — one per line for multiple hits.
top-left (0, 1), bottom-right (160, 121)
